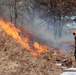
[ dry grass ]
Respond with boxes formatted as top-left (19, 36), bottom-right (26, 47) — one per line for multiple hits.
top-left (0, 26), bottom-right (75, 75)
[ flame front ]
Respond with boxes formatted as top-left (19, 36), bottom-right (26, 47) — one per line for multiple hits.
top-left (0, 19), bottom-right (49, 56)
top-left (52, 50), bottom-right (57, 56)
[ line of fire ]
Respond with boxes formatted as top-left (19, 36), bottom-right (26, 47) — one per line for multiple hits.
top-left (0, 0), bottom-right (76, 75)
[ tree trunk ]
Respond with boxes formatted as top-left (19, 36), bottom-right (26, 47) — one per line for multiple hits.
top-left (14, 0), bottom-right (17, 26)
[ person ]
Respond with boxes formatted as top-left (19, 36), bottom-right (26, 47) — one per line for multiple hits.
top-left (73, 31), bottom-right (76, 61)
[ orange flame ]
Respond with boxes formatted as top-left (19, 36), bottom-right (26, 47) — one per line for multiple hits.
top-left (52, 48), bottom-right (63, 56)
top-left (0, 19), bottom-right (49, 56)
top-left (52, 50), bottom-right (57, 56)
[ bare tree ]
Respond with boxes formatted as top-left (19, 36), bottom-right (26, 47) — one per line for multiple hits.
top-left (1, 0), bottom-right (76, 38)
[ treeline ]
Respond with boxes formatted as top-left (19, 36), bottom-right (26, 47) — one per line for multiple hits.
top-left (0, 0), bottom-right (76, 37)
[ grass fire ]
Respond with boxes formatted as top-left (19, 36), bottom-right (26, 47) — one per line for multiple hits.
top-left (0, 19), bottom-right (50, 56)
top-left (0, 19), bottom-right (75, 75)
top-left (0, 0), bottom-right (76, 75)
